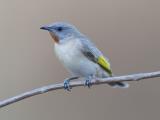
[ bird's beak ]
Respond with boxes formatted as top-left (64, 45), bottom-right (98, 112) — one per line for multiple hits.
top-left (40, 26), bottom-right (52, 31)
top-left (40, 25), bottom-right (59, 43)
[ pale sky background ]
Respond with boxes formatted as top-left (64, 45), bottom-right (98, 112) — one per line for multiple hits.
top-left (0, 0), bottom-right (160, 120)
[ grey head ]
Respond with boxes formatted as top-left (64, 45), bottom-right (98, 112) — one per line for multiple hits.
top-left (40, 22), bottom-right (83, 43)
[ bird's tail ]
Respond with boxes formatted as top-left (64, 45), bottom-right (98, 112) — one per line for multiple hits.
top-left (107, 73), bottom-right (129, 88)
top-left (108, 82), bottom-right (129, 88)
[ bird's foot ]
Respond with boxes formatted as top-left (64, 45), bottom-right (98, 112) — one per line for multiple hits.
top-left (64, 79), bottom-right (71, 91)
top-left (64, 76), bottom-right (79, 91)
top-left (84, 76), bottom-right (93, 88)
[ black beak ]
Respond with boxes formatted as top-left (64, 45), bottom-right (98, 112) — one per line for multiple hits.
top-left (40, 26), bottom-right (52, 31)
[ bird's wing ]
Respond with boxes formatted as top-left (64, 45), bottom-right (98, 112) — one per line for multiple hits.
top-left (80, 38), bottom-right (112, 76)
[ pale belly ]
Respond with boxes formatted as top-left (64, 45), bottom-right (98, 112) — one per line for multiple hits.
top-left (54, 39), bottom-right (108, 77)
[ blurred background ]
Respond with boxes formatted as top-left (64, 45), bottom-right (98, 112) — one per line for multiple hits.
top-left (0, 0), bottom-right (160, 120)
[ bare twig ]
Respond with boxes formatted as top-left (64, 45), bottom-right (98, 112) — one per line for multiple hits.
top-left (0, 71), bottom-right (160, 108)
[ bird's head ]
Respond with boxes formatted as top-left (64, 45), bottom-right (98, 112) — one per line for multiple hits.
top-left (40, 22), bottom-right (81, 43)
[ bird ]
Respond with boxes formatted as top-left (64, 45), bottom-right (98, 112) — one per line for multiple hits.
top-left (40, 22), bottom-right (129, 90)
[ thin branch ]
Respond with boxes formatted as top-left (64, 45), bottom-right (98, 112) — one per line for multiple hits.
top-left (0, 71), bottom-right (160, 108)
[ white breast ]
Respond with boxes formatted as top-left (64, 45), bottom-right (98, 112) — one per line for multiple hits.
top-left (54, 38), bottom-right (107, 77)
top-left (54, 39), bottom-right (82, 64)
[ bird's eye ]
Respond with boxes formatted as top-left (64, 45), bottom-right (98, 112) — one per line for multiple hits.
top-left (56, 27), bottom-right (63, 32)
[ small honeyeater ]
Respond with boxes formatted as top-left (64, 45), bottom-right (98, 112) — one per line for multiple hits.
top-left (41, 22), bottom-right (129, 90)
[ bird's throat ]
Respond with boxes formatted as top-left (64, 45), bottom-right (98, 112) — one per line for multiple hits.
top-left (49, 32), bottom-right (59, 43)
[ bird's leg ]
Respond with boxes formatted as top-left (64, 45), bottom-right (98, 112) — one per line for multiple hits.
top-left (84, 75), bottom-right (95, 88)
top-left (64, 76), bottom-right (79, 91)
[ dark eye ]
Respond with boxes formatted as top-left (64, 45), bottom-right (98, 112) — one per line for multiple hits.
top-left (56, 27), bottom-right (63, 32)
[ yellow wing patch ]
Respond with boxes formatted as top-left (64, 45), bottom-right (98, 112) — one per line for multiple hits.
top-left (97, 56), bottom-right (112, 76)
